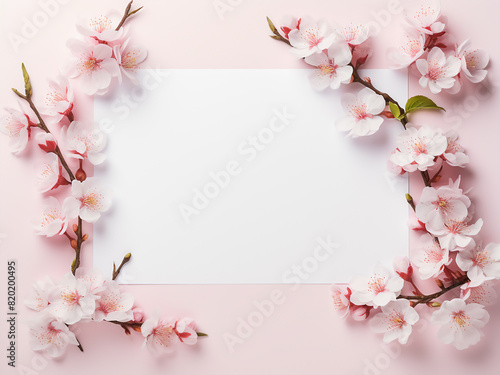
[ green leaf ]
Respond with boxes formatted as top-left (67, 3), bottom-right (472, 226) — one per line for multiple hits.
top-left (266, 16), bottom-right (278, 35)
top-left (196, 332), bottom-right (208, 337)
top-left (405, 95), bottom-right (445, 115)
top-left (388, 102), bottom-right (401, 119)
top-left (21, 63), bottom-right (32, 97)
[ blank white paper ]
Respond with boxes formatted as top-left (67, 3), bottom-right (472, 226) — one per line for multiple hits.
top-left (94, 69), bottom-right (409, 284)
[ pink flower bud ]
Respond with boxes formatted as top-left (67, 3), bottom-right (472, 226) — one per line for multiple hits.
top-left (408, 215), bottom-right (426, 231)
top-left (351, 305), bottom-right (371, 321)
top-left (132, 307), bottom-right (144, 323)
top-left (36, 132), bottom-right (57, 153)
top-left (393, 256), bottom-right (413, 281)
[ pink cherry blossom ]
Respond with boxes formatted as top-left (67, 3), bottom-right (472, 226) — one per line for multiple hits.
top-left (48, 272), bottom-right (99, 324)
top-left (141, 314), bottom-right (179, 355)
top-left (416, 177), bottom-right (471, 228)
top-left (288, 17), bottom-right (337, 57)
top-left (279, 17), bottom-right (301, 40)
top-left (67, 178), bottom-right (112, 223)
top-left (427, 217), bottom-right (483, 251)
top-left (389, 126), bottom-right (448, 172)
top-left (412, 234), bottom-right (451, 279)
top-left (304, 38), bottom-right (353, 90)
top-left (76, 15), bottom-right (125, 45)
top-left (370, 300), bottom-right (419, 344)
top-left (25, 277), bottom-right (56, 312)
top-left (336, 88), bottom-right (386, 137)
top-left (62, 121), bottom-right (107, 165)
top-left (349, 265), bottom-right (404, 308)
top-left (28, 312), bottom-right (79, 358)
top-left (0, 107), bottom-right (32, 154)
top-left (175, 318), bottom-right (198, 345)
top-left (388, 30), bottom-right (426, 68)
top-left (43, 76), bottom-right (74, 122)
top-left (456, 242), bottom-right (500, 283)
top-left (93, 281), bottom-right (134, 322)
top-left (75, 268), bottom-right (107, 295)
top-left (442, 130), bottom-right (469, 167)
top-left (416, 47), bottom-right (461, 94)
top-left (113, 39), bottom-right (148, 83)
top-left (461, 280), bottom-right (497, 306)
top-left (431, 298), bottom-right (489, 350)
top-left (36, 132), bottom-right (58, 153)
top-left (338, 23), bottom-right (369, 46)
top-left (456, 39), bottom-right (489, 84)
top-left (35, 153), bottom-right (69, 193)
top-left (35, 196), bottom-right (79, 237)
top-left (331, 284), bottom-right (351, 318)
top-left (67, 40), bottom-right (120, 95)
top-left (404, 0), bottom-right (445, 35)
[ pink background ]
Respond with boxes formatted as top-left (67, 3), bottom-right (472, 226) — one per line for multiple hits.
top-left (1, 0), bottom-right (500, 374)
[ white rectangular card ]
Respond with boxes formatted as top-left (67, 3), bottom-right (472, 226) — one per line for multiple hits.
top-left (94, 69), bottom-right (409, 284)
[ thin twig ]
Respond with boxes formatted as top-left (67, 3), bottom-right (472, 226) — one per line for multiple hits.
top-left (115, 1), bottom-right (143, 31)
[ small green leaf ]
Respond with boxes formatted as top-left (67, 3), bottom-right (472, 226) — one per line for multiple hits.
top-left (405, 95), bottom-right (445, 115)
top-left (196, 332), bottom-right (208, 337)
top-left (388, 102), bottom-right (401, 119)
top-left (21, 63), bottom-right (32, 97)
top-left (266, 16), bottom-right (278, 35)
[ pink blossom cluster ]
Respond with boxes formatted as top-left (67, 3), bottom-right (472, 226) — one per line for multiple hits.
top-left (67, 14), bottom-right (147, 95)
top-left (2, 3), bottom-right (204, 358)
top-left (390, 0), bottom-right (488, 94)
top-left (25, 270), bottom-right (198, 357)
top-left (333, 171), bottom-right (497, 350)
top-left (389, 127), bottom-right (468, 174)
top-left (277, 16), bottom-right (389, 138)
top-left (271, 0), bottom-right (495, 352)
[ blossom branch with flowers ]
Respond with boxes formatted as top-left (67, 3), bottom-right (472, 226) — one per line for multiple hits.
top-left (2, 1), bottom-right (206, 359)
top-left (268, 0), bottom-right (493, 350)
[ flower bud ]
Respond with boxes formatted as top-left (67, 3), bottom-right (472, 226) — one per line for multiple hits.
top-left (132, 307), bottom-right (145, 323)
top-left (393, 256), bottom-right (413, 281)
top-left (351, 305), bottom-right (371, 321)
top-left (36, 132), bottom-right (57, 153)
top-left (75, 168), bottom-right (87, 182)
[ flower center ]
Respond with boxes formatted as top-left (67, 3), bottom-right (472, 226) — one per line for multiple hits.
top-left (410, 138), bottom-right (427, 155)
top-left (425, 248), bottom-right (443, 263)
top-left (426, 62), bottom-right (447, 81)
top-left (389, 312), bottom-right (405, 329)
top-left (319, 62), bottom-right (337, 77)
top-left (349, 103), bottom-right (373, 121)
top-left (402, 38), bottom-right (423, 57)
top-left (452, 311), bottom-right (470, 328)
top-left (445, 220), bottom-right (467, 234)
top-left (303, 28), bottom-right (323, 49)
top-left (61, 289), bottom-right (81, 306)
top-left (368, 275), bottom-right (386, 294)
top-left (90, 16), bottom-right (112, 33)
top-left (81, 192), bottom-right (103, 211)
top-left (6, 121), bottom-right (25, 136)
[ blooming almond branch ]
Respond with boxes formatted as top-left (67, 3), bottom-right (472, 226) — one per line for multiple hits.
top-left (2, 1), bottom-right (207, 359)
top-left (268, 0), bottom-right (493, 350)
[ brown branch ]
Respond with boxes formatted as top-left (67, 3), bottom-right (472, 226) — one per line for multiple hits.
top-left (398, 275), bottom-right (469, 306)
top-left (13, 74), bottom-right (86, 275)
top-left (115, 1), bottom-right (143, 31)
top-left (112, 253), bottom-right (132, 280)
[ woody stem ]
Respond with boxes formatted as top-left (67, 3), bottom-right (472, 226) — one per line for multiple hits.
top-left (398, 275), bottom-right (469, 306)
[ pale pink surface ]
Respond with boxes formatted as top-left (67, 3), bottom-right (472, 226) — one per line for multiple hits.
top-left (1, 0), bottom-right (500, 374)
